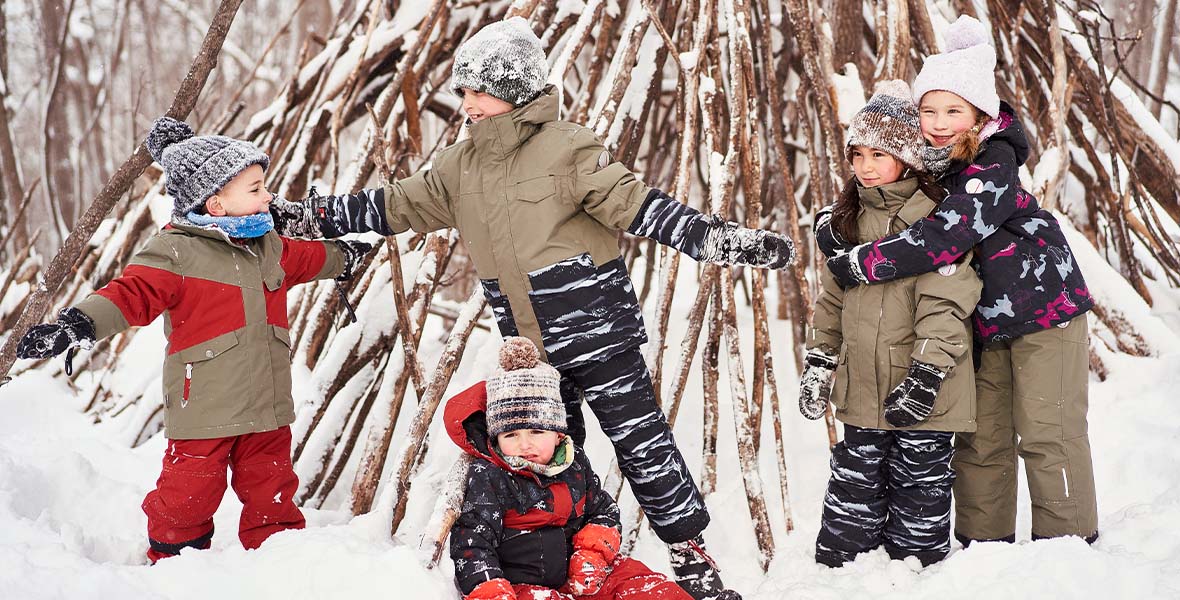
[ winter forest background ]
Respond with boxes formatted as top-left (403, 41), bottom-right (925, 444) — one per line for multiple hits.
top-left (1, 0), bottom-right (1179, 598)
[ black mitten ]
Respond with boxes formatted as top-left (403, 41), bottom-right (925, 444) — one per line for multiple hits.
top-left (825, 246), bottom-right (869, 289)
top-left (16, 308), bottom-right (97, 360)
top-left (884, 361), bottom-right (947, 427)
top-left (798, 349), bottom-right (838, 420)
top-left (334, 240), bottom-right (375, 281)
top-left (698, 217), bottom-right (796, 269)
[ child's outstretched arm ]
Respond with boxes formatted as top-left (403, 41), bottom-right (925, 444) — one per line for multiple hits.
top-left (271, 152), bottom-right (459, 239)
top-left (569, 129), bottom-right (795, 269)
top-left (17, 235), bottom-right (183, 360)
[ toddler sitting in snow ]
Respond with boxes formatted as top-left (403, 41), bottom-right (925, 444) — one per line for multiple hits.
top-left (445, 337), bottom-right (691, 600)
top-left (15, 118), bottom-right (372, 563)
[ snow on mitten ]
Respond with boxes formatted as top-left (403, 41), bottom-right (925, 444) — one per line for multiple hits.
top-left (269, 195), bottom-right (323, 239)
top-left (334, 240), bottom-right (375, 281)
top-left (825, 245), bottom-right (869, 289)
top-left (884, 361), bottom-right (947, 427)
top-left (798, 349), bottom-right (838, 420)
top-left (465, 578), bottom-right (517, 600)
top-left (564, 524), bottom-right (620, 595)
top-left (16, 307), bottom-right (96, 360)
top-left (697, 216), bottom-right (796, 270)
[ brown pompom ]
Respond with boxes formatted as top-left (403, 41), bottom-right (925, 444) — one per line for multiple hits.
top-left (499, 337), bottom-right (540, 371)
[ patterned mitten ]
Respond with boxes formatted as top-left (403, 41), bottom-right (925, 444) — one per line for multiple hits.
top-left (814, 205), bottom-right (854, 258)
top-left (884, 361), bottom-right (947, 427)
top-left (825, 245), bottom-right (869, 289)
top-left (334, 240), bottom-right (375, 281)
top-left (798, 349), bottom-right (838, 420)
top-left (698, 217), bottom-right (796, 269)
top-left (269, 195), bottom-right (324, 238)
top-left (465, 578), bottom-right (517, 600)
top-left (16, 308), bottom-right (96, 360)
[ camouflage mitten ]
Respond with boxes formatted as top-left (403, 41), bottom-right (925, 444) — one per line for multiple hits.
top-left (16, 308), bottom-right (96, 360)
top-left (884, 361), bottom-right (947, 428)
top-left (798, 349), bottom-right (838, 420)
top-left (697, 216), bottom-right (796, 270)
top-left (269, 195), bottom-right (324, 238)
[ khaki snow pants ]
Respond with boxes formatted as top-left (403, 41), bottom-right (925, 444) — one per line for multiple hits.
top-left (953, 314), bottom-right (1099, 540)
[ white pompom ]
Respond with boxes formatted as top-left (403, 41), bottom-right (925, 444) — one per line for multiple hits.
top-left (942, 15), bottom-right (991, 52)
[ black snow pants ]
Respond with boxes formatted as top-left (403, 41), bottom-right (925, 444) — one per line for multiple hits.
top-left (560, 347), bottom-right (709, 544)
top-left (815, 424), bottom-right (956, 567)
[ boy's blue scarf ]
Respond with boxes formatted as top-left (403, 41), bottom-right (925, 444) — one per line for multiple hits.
top-left (185, 211), bottom-right (274, 238)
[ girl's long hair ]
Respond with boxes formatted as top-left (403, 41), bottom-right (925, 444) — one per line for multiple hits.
top-left (830, 170), bottom-right (948, 245)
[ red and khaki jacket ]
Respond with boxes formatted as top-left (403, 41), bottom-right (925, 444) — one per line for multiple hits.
top-left (74, 222), bottom-right (344, 440)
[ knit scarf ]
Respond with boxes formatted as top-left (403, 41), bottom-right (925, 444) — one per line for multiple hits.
top-left (922, 144), bottom-right (955, 180)
top-left (185, 211), bottom-right (275, 238)
top-left (498, 435), bottom-right (575, 477)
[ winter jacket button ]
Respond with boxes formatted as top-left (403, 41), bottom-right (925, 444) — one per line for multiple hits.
top-left (205, 350), bottom-right (215, 358)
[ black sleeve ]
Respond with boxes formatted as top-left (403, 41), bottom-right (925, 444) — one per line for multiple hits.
top-left (626, 188), bottom-right (713, 260)
top-left (449, 460), bottom-right (507, 594)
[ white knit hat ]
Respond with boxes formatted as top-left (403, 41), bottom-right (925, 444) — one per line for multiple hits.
top-left (845, 80), bottom-right (925, 172)
top-left (911, 15), bottom-right (1000, 118)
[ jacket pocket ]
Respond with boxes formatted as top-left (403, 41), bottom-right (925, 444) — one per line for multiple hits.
top-left (513, 175), bottom-right (557, 203)
top-left (889, 345), bottom-right (950, 418)
top-left (166, 332), bottom-right (241, 408)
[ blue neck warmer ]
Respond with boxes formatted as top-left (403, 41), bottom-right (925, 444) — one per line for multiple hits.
top-left (185, 211), bottom-right (274, 238)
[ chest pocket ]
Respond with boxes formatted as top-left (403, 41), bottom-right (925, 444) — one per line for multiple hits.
top-left (514, 175), bottom-right (557, 203)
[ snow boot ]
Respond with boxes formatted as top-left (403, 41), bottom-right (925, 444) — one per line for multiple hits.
top-left (668, 536), bottom-right (742, 600)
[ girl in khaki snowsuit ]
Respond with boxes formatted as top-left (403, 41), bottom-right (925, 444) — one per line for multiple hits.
top-left (798, 81), bottom-right (981, 568)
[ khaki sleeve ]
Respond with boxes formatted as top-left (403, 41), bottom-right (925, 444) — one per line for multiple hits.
top-left (806, 264), bottom-right (845, 354)
top-left (910, 251), bottom-right (983, 369)
top-left (383, 150), bottom-right (458, 234)
top-left (570, 128), bottom-right (651, 230)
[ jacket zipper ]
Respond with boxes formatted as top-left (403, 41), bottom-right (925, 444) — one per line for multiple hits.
top-left (183, 363), bottom-right (193, 406)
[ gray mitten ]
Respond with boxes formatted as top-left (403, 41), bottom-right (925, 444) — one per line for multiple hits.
top-left (798, 349), bottom-right (838, 420)
top-left (698, 217), bottom-right (796, 270)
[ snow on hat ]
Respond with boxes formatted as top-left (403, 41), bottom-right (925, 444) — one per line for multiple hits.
top-left (145, 117), bottom-right (270, 218)
top-left (485, 337), bottom-right (566, 437)
top-left (845, 79), bottom-right (925, 172)
top-left (911, 15), bottom-right (1000, 118)
top-left (451, 16), bottom-right (548, 107)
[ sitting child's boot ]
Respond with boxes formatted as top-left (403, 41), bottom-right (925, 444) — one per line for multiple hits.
top-left (668, 536), bottom-right (743, 600)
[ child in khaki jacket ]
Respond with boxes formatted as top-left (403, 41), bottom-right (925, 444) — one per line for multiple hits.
top-left (798, 81), bottom-right (981, 568)
top-left (16, 118), bottom-right (371, 563)
top-left (271, 17), bottom-right (790, 599)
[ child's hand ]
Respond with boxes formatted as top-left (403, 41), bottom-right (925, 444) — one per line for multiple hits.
top-left (565, 549), bottom-right (610, 595)
top-left (698, 217), bottom-right (796, 270)
top-left (884, 361), bottom-right (947, 428)
top-left (16, 308), bottom-right (96, 360)
top-left (825, 247), bottom-right (869, 289)
top-left (465, 578), bottom-right (516, 600)
top-left (334, 240), bottom-right (375, 281)
top-left (798, 349), bottom-right (838, 420)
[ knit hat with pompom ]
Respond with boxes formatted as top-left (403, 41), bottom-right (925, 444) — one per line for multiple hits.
top-left (846, 79), bottom-right (925, 172)
top-left (451, 16), bottom-right (548, 107)
top-left (145, 117), bottom-right (270, 218)
top-left (911, 15), bottom-right (1000, 118)
top-left (485, 337), bottom-right (566, 437)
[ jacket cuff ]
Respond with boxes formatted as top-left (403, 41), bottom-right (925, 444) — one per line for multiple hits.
top-left (315, 241), bottom-right (347, 280)
top-left (73, 295), bottom-right (129, 341)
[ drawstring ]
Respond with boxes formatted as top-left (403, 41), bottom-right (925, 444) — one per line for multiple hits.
top-left (685, 539), bottom-right (720, 573)
top-left (64, 347), bottom-right (77, 376)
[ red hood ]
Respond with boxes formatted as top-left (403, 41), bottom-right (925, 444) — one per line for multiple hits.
top-left (443, 381), bottom-right (521, 475)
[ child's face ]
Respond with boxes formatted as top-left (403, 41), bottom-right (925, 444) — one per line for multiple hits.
top-left (205, 164), bottom-right (271, 217)
top-left (918, 91), bottom-right (982, 148)
top-left (496, 429), bottom-right (562, 464)
top-left (850, 145), bottom-right (905, 187)
top-left (461, 88), bottom-right (514, 123)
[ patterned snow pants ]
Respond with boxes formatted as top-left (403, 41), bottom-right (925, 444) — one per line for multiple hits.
top-left (815, 424), bottom-right (955, 567)
top-left (560, 347), bottom-right (709, 544)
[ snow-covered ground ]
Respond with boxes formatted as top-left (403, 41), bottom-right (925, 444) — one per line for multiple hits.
top-left (3, 277), bottom-right (1180, 600)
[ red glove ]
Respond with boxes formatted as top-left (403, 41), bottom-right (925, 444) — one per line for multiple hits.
top-left (564, 524), bottom-right (621, 595)
top-left (467, 578), bottom-right (517, 600)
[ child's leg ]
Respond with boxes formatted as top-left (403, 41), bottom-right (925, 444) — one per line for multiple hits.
top-left (586, 558), bottom-right (692, 600)
top-left (952, 343), bottom-right (1019, 544)
top-left (1010, 315), bottom-right (1098, 540)
top-left (510, 584), bottom-right (571, 600)
top-left (560, 373), bottom-right (588, 448)
top-left (227, 426), bottom-right (306, 550)
top-left (815, 425), bottom-right (891, 567)
top-left (565, 348), bottom-right (708, 543)
top-left (141, 438), bottom-right (233, 563)
top-left (883, 430), bottom-right (955, 565)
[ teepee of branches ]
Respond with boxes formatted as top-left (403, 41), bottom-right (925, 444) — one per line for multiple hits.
top-left (2, 0), bottom-right (1178, 572)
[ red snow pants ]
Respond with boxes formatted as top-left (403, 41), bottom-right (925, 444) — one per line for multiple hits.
top-left (509, 558), bottom-right (692, 600)
top-left (142, 426), bottom-right (305, 563)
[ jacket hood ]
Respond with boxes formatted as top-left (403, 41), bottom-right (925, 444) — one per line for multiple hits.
top-left (467, 85), bottom-right (559, 158)
top-left (444, 381), bottom-right (536, 478)
top-left (981, 102), bottom-right (1029, 166)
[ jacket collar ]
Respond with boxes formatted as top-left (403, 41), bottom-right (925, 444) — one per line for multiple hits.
top-left (855, 178), bottom-right (934, 226)
top-left (467, 85), bottom-right (559, 159)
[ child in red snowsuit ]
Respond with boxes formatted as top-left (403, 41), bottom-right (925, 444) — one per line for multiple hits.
top-left (16, 118), bottom-right (371, 562)
top-left (446, 337), bottom-right (690, 600)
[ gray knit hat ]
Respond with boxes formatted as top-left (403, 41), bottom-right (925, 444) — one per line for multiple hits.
top-left (145, 117), bottom-right (270, 217)
top-left (451, 16), bottom-right (548, 107)
top-left (845, 80), bottom-right (925, 172)
top-left (485, 337), bottom-right (566, 437)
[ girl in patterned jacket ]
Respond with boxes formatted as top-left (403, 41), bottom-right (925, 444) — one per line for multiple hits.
top-left (822, 16), bottom-right (1099, 547)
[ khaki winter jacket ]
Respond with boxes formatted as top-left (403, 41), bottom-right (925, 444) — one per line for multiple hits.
top-left (808, 179), bottom-right (981, 432)
top-left (376, 86), bottom-right (652, 368)
top-left (74, 222), bottom-right (344, 439)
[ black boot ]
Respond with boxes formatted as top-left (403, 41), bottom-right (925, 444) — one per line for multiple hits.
top-left (955, 531), bottom-right (1016, 548)
top-left (668, 536), bottom-right (742, 600)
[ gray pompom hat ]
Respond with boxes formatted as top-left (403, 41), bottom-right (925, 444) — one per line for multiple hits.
top-left (144, 117), bottom-right (270, 217)
top-left (451, 16), bottom-right (548, 107)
